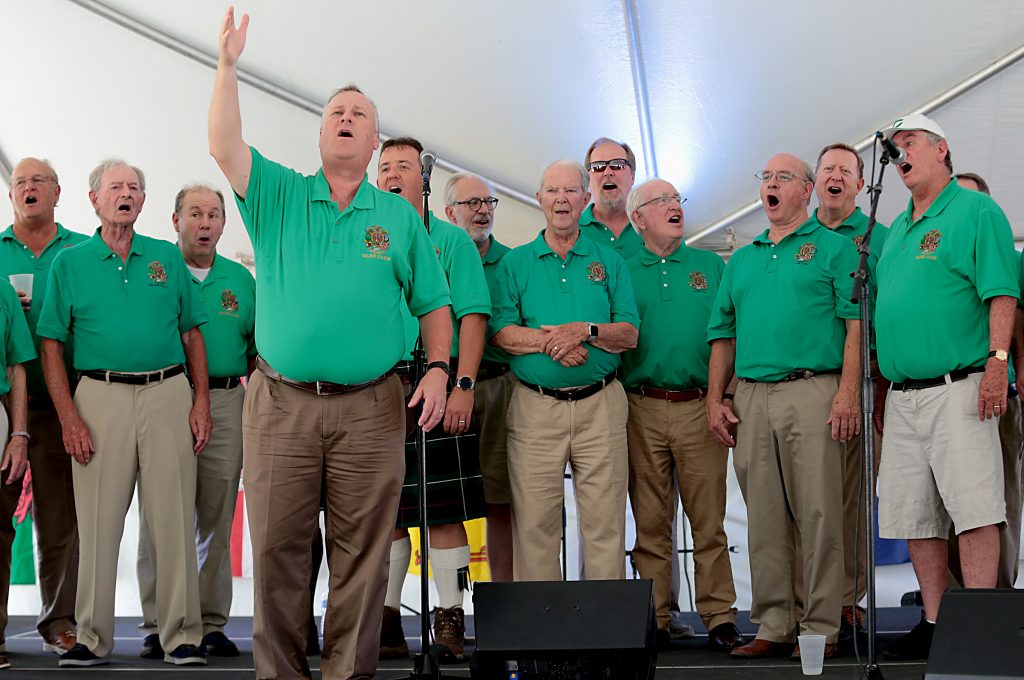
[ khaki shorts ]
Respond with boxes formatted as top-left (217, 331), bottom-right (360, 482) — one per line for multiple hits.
top-left (878, 373), bottom-right (1005, 539)
top-left (474, 371), bottom-right (516, 504)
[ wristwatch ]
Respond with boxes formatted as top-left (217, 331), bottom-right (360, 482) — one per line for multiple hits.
top-left (425, 360), bottom-right (451, 376)
top-left (586, 323), bottom-right (599, 343)
top-left (989, 349), bottom-right (1009, 362)
top-left (455, 376), bottom-right (476, 391)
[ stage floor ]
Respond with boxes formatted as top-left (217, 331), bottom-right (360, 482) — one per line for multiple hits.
top-left (0, 608), bottom-right (929, 679)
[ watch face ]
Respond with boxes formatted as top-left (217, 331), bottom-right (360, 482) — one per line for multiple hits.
top-left (457, 376), bottom-right (474, 390)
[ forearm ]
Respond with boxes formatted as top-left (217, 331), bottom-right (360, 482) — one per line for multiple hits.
top-left (590, 321), bottom-right (638, 354)
top-left (491, 326), bottom-right (546, 355)
top-left (989, 296), bottom-right (1017, 353)
top-left (419, 307), bottom-right (453, 365)
top-left (454, 314), bottom-right (486, 381)
top-left (40, 340), bottom-right (76, 423)
top-left (183, 327), bottom-right (210, 406)
top-left (6, 365), bottom-right (26, 432)
top-left (838, 319), bottom-right (862, 394)
top-left (707, 339), bottom-right (736, 403)
top-left (209, 61), bottom-right (243, 159)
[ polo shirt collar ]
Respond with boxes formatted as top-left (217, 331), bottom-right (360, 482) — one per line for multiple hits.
top-left (481, 235), bottom-right (503, 265)
top-left (311, 171), bottom-right (376, 211)
top-left (812, 206), bottom-right (866, 231)
top-left (194, 253), bottom-right (229, 285)
top-left (752, 217), bottom-right (819, 245)
top-left (87, 227), bottom-right (145, 259)
top-left (580, 203), bottom-right (636, 234)
top-left (1, 222), bottom-right (75, 243)
top-left (905, 179), bottom-right (959, 221)
top-left (530, 229), bottom-right (595, 259)
top-left (635, 242), bottom-right (688, 265)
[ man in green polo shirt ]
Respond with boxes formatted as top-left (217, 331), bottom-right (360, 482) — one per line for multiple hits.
top-left (38, 159), bottom-right (211, 668)
top-left (621, 178), bottom-right (742, 651)
top-left (579, 137), bottom-right (644, 259)
top-left (707, 153), bottom-right (860, 660)
top-left (0, 277), bottom-right (40, 670)
top-left (135, 184), bottom-right (255, 661)
top-left (375, 137), bottom-right (489, 663)
top-left (2, 157), bottom-right (87, 656)
top-left (209, 10), bottom-right (452, 679)
top-left (874, 114), bottom-right (1018, 660)
top-left (489, 159), bottom-right (639, 582)
top-left (444, 171), bottom-right (515, 584)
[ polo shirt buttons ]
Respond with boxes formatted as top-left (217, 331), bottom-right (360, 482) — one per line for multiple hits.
top-left (772, 255), bottom-right (777, 259)
top-left (561, 278), bottom-right (567, 283)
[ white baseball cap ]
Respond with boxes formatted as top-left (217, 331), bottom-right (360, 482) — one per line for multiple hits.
top-left (881, 113), bottom-right (946, 140)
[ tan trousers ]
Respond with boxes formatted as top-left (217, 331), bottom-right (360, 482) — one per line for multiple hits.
top-left (507, 380), bottom-right (628, 582)
top-left (0, 405), bottom-right (22, 644)
top-left (72, 374), bottom-right (201, 657)
top-left (626, 393), bottom-right (737, 631)
top-left (27, 402), bottom-right (79, 638)
top-left (138, 385), bottom-right (244, 634)
top-left (734, 375), bottom-right (844, 643)
top-left (474, 371), bottom-right (515, 504)
top-left (244, 370), bottom-right (405, 680)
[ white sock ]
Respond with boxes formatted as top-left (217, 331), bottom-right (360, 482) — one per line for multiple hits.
top-left (429, 545), bottom-right (471, 610)
top-left (385, 537), bottom-right (411, 610)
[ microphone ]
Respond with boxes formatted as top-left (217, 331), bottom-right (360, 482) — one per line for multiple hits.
top-left (420, 150), bottom-right (437, 180)
top-left (876, 131), bottom-right (906, 165)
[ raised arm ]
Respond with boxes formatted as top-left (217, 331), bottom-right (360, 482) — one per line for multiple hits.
top-left (209, 6), bottom-right (253, 198)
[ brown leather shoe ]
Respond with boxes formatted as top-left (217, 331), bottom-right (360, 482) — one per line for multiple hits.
top-left (43, 630), bottom-right (78, 654)
top-left (792, 641), bottom-right (838, 659)
top-left (731, 638), bottom-right (794, 658)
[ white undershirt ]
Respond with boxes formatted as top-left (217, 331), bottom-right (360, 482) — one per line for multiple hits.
top-left (188, 265), bottom-right (211, 282)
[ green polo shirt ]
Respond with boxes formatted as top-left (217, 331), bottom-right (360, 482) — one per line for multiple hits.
top-left (481, 235), bottom-right (512, 365)
top-left (876, 180), bottom-right (1018, 383)
top-left (236, 147), bottom-right (451, 383)
top-left (622, 243), bottom-right (725, 389)
top-left (192, 254), bottom-right (256, 378)
top-left (37, 231), bottom-right (207, 372)
top-left (707, 218), bottom-right (859, 382)
top-left (579, 204), bottom-right (644, 259)
top-left (399, 212), bottom-right (490, 360)
top-left (0, 281), bottom-right (38, 396)
top-left (0, 224), bottom-right (89, 397)
top-left (488, 230), bottom-right (639, 388)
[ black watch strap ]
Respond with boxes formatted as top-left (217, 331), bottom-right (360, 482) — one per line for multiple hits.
top-left (425, 361), bottom-right (450, 376)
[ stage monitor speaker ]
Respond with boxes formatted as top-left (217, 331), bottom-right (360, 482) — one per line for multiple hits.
top-left (471, 579), bottom-right (656, 680)
top-left (924, 588), bottom-right (1024, 680)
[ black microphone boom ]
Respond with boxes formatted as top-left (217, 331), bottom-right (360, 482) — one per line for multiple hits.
top-left (876, 131), bottom-right (906, 165)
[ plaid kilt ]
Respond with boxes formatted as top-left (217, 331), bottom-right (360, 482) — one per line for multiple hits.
top-left (395, 363), bottom-right (487, 528)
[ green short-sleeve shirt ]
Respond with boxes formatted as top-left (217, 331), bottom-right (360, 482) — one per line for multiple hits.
top-left (876, 180), bottom-right (1018, 382)
top-left (235, 147), bottom-right (451, 383)
top-left (579, 204), bottom-right (644, 260)
top-left (707, 218), bottom-right (860, 382)
top-left (622, 244), bottom-right (725, 389)
top-left (481, 236), bottom-right (512, 366)
top-left (193, 254), bottom-right (256, 378)
top-left (0, 224), bottom-right (89, 396)
top-left (399, 212), bottom-right (490, 359)
top-left (488, 230), bottom-right (639, 388)
top-left (0, 281), bottom-right (38, 396)
top-left (37, 231), bottom-right (207, 372)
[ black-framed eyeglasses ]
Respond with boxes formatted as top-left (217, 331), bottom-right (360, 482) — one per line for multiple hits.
top-left (449, 197), bottom-right (499, 211)
top-left (636, 193), bottom-right (686, 210)
top-left (587, 158), bottom-right (631, 173)
top-left (754, 170), bottom-right (807, 183)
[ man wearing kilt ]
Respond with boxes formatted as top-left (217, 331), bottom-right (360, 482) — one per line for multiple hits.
top-left (376, 137), bottom-right (491, 663)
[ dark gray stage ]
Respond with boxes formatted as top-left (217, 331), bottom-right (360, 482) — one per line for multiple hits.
top-left (0, 609), bottom-right (928, 678)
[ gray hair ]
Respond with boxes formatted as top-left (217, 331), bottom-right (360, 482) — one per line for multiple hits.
top-left (174, 183), bottom-right (226, 216)
top-left (924, 131), bottom-right (954, 174)
top-left (539, 160), bottom-right (589, 193)
top-left (14, 157), bottom-right (59, 184)
top-left (624, 178), bottom-right (667, 217)
top-left (325, 84), bottom-right (380, 134)
top-left (88, 159), bottom-right (146, 194)
top-left (444, 172), bottom-right (496, 206)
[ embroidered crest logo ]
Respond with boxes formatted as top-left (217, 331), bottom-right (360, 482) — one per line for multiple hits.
top-left (795, 242), bottom-right (817, 263)
top-left (586, 261), bottom-right (607, 283)
top-left (688, 271), bottom-right (708, 291)
top-left (363, 226), bottom-right (390, 254)
top-left (148, 261), bottom-right (167, 283)
top-left (221, 289), bottom-right (239, 313)
top-left (919, 229), bottom-right (941, 255)
top-left (853, 235), bottom-right (865, 248)
top-left (434, 246), bottom-right (441, 258)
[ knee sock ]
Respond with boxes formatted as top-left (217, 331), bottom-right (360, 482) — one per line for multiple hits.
top-left (430, 545), bottom-right (471, 610)
top-left (385, 536), bottom-right (411, 610)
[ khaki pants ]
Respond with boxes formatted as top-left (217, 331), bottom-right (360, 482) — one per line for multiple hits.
top-left (72, 374), bottom-right (201, 657)
top-left (734, 375), bottom-right (844, 643)
top-left (244, 370), bottom-right (405, 680)
top-left (474, 372), bottom-right (515, 504)
top-left (507, 380), bottom-right (628, 582)
top-left (138, 385), bottom-right (244, 634)
top-left (27, 402), bottom-right (79, 639)
top-left (626, 393), bottom-right (737, 631)
top-left (0, 405), bottom-right (23, 644)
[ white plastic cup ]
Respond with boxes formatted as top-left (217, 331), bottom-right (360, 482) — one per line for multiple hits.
top-left (8, 274), bottom-right (32, 303)
top-left (798, 634), bottom-right (827, 675)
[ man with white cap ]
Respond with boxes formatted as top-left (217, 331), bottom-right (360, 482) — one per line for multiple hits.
top-left (874, 113), bottom-right (1018, 660)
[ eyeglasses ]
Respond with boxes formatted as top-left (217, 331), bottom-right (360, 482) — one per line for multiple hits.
top-left (636, 193), bottom-right (686, 210)
top-left (587, 158), bottom-right (631, 173)
top-left (449, 197), bottom-right (499, 212)
top-left (755, 170), bottom-right (808, 183)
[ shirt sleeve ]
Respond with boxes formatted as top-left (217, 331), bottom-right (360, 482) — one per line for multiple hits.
top-left (402, 216), bottom-right (451, 318)
top-left (175, 250), bottom-right (209, 334)
top-left (486, 254), bottom-right (522, 339)
top-left (244, 274), bottom-right (258, 357)
top-left (234, 146), bottom-right (295, 248)
top-left (3, 283), bottom-right (37, 366)
top-left (446, 232), bottom-right (491, 319)
top-left (973, 203), bottom-right (1019, 302)
top-left (35, 252), bottom-right (72, 344)
top-left (606, 250), bottom-right (639, 327)
top-left (707, 256), bottom-right (738, 343)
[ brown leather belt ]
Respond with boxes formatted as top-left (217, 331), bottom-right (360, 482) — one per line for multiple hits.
top-left (80, 364), bottom-right (185, 385)
top-left (627, 385), bottom-right (705, 402)
top-left (518, 372), bottom-right (617, 402)
top-left (256, 356), bottom-right (393, 396)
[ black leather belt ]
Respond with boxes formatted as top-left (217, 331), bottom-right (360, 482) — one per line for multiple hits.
top-left (518, 372), bottom-right (617, 402)
top-left (209, 376), bottom-right (242, 390)
top-left (891, 366), bottom-right (984, 392)
top-left (740, 368), bottom-right (841, 384)
top-left (256, 356), bottom-right (392, 396)
top-left (477, 361), bottom-right (510, 382)
top-left (80, 364), bottom-right (185, 385)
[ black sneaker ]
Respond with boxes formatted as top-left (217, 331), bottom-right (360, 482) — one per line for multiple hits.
top-left (140, 633), bottom-right (164, 659)
top-left (164, 644), bottom-right (207, 666)
top-left (201, 631), bottom-right (240, 657)
top-left (882, 615), bottom-right (934, 660)
top-left (59, 643), bottom-right (107, 667)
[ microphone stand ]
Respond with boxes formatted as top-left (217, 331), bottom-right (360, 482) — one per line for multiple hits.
top-left (850, 132), bottom-right (893, 680)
